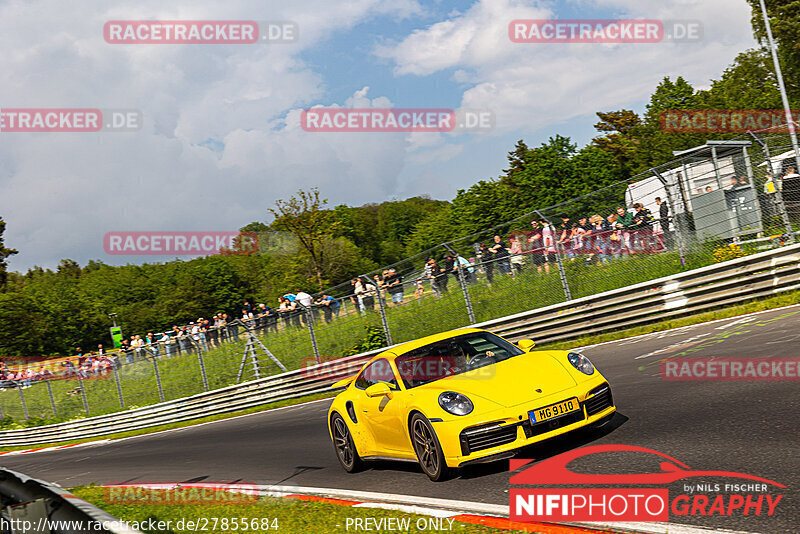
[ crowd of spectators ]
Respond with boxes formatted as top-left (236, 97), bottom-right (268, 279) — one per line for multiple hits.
top-left (1, 204), bottom-right (673, 389)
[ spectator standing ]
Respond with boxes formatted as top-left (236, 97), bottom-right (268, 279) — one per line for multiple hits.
top-left (479, 244), bottom-right (494, 284)
top-left (355, 279), bottom-right (377, 310)
top-left (440, 255), bottom-right (455, 292)
top-left (490, 235), bottom-right (511, 274)
top-left (426, 257), bottom-right (444, 296)
top-left (350, 279), bottom-right (365, 314)
top-left (160, 331), bottom-right (173, 357)
top-left (509, 235), bottom-right (525, 274)
top-left (317, 293), bottom-right (341, 322)
top-left (655, 197), bottom-right (669, 232)
top-left (528, 221), bottom-right (546, 273)
top-left (383, 268), bottom-right (405, 305)
top-left (131, 335), bottom-right (144, 361)
top-left (590, 215), bottom-right (610, 264)
top-left (296, 291), bottom-right (313, 309)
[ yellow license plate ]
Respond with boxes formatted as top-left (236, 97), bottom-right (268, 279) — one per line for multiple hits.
top-left (529, 397), bottom-right (579, 424)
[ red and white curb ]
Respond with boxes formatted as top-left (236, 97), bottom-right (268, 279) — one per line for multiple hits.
top-left (0, 440), bottom-right (110, 456)
top-left (101, 484), bottom-right (754, 534)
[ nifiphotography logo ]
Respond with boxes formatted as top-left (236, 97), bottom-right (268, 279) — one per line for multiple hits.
top-left (510, 444), bottom-right (784, 522)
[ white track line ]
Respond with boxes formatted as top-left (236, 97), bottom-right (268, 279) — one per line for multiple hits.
top-left (571, 302), bottom-right (800, 351)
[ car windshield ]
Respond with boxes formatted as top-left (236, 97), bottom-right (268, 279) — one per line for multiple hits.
top-left (394, 331), bottom-right (524, 389)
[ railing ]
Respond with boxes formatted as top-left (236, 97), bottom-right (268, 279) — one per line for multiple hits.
top-left (1, 242), bottom-right (798, 448)
top-left (0, 467), bottom-right (141, 533)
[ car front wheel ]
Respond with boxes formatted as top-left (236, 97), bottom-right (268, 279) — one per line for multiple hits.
top-left (331, 412), bottom-right (363, 473)
top-left (410, 413), bottom-right (451, 481)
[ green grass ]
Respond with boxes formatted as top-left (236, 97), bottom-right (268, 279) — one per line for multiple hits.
top-left (71, 486), bottom-right (532, 534)
top-left (0, 242), bottom-right (787, 428)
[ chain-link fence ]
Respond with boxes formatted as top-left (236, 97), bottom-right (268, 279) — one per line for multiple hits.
top-left (3, 129), bottom-right (799, 424)
top-left (0, 323), bottom-right (287, 422)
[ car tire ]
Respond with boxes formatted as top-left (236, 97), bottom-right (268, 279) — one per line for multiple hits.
top-left (331, 412), bottom-right (363, 473)
top-left (410, 413), bottom-right (451, 482)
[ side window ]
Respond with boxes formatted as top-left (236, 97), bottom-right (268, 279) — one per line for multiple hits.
top-left (354, 358), bottom-right (397, 390)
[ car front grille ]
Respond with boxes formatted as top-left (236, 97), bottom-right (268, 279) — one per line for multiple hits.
top-left (460, 423), bottom-right (519, 455)
top-left (583, 384), bottom-right (614, 416)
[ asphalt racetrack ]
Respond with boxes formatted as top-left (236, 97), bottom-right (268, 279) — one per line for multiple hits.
top-left (3, 306), bottom-right (799, 533)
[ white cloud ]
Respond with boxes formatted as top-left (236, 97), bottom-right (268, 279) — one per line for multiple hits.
top-left (0, 0), bottom-right (760, 272)
top-left (379, 0), bottom-right (758, 132)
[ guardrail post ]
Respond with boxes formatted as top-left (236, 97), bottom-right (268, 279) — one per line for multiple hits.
top-left (46, 379), bottom-right (57, 416)
top-left (152, 355), bottom-right (165, 403)
top-left (304, 305), bottom-right (321, 364)
top-left (112, 365), bottom-right (125, 408)
top-left (197, 346), bottom-right (210, 391)
top-left (443, 243), bottom-right (476, 324)
top-left (77, 374), bottom-right (89, 416)
top-left (18, 385), bottom-right (29, 420)
top-left (362, 275), bottom-right (392, 346)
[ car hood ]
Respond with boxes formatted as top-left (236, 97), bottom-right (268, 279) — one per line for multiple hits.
top-left (420, 352), bottom-right (578, 408)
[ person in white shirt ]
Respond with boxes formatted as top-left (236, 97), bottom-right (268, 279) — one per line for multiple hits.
top-left (295, 291), bottom-right (313, 308)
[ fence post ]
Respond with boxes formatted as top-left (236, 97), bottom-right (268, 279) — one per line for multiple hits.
top-left (304, 305), bottom-right (321, 364)
top-left (197, 346), bottom-right (210, 392)
top-left (749, 132), bottom-right (795, 243)
top-left (152, 356), bottom-right (165, 403)
top-left (536, 211), bottom-right (572, 301)
top-left (46, 379), bottom-right (57, 417)
top-left (362, 275), bottom-right (392, 346)
top-left (18, 384), bottom-right (29, 420)
top-left (77, 374), bottom-right (89, 416)
top-left (443, 244), bottom-right (476, 324)
top-left (111, 365), bottom-right (125, 408)
top-left (652, 168), bottom-right (687, 267)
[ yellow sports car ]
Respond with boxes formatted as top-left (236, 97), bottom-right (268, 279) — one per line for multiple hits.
top-left (327, 328), bottom-right (615, 481)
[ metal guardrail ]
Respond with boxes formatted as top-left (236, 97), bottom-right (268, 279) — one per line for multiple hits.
top-left (0, 467), bottom-right (141, 533)
top-left (1, 243), bottom-right (798, 448)
top-left (474, 241), bottom-right (800, 344)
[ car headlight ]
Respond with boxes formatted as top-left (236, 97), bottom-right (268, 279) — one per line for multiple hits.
top-left (438, 391), bottom-right (474, 416)
top-left (567, 352), bottom-right (595, 375)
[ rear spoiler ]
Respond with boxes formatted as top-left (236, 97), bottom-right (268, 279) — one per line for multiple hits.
top-left (331, 375), bottom-right (356, 389)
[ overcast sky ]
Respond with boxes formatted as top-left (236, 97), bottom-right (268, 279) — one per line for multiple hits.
top-left (0, 0), bottom-right (758, 271)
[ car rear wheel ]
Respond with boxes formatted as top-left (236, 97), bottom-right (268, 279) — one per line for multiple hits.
top-left (331, 413), bottom-right (362, 473)
top-left (410, 413), bottom-right (451, 481)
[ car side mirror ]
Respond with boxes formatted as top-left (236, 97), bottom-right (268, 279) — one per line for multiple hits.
top-left (517, 339), bottom-right (536, 351)
top-left (365, 382), bottom-right (392, 398)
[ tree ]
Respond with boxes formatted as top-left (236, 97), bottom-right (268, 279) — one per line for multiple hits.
top-left (698, 49), bottom-right (783, 109)
top-left (503, 140), bottom-right (531, 179)
top-left (746, 0), bottom-right (800, 101)
top-left (592, 110), bottom-right (641, 177)
top-left (0, 216), bottom-right (18, 289)
top-left (269, 188), bottom-right (339, 289)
